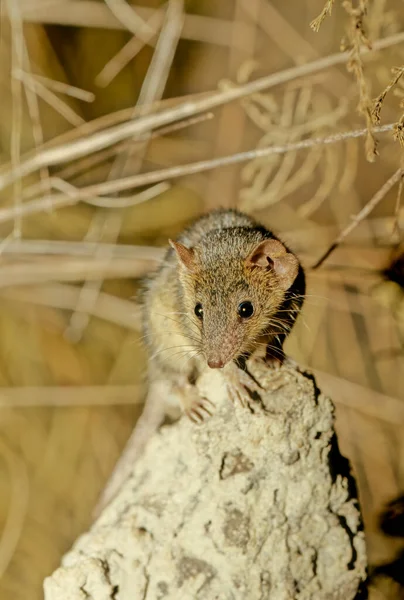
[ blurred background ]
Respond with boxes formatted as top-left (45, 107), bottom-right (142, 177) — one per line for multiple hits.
top-left (0, 0), bottom-right (403, 598)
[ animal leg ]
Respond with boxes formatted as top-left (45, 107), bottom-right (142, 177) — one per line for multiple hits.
top-left (223, 363), bottom-right (262, 408)
top-left (175, 381), bottom-right (215, 424)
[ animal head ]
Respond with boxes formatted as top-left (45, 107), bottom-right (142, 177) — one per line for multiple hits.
top-left (169, 229), bottom-right (300, 369)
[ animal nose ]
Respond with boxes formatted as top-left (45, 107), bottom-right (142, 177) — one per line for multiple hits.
top-left (207, 358), bottom-right (224, 369)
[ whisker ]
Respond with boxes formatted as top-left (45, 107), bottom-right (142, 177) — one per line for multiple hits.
top-left (149, 311), bottom-right (201, 337)
top-left (137, 330), bottom-right (201, 345)
top-left (150, 343), bottom-right (200, 361)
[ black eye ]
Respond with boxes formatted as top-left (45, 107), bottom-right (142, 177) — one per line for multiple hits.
top-left (238, 301), bottom-right (254, 319)
top-left (194, 303), bottom-right (203, 319)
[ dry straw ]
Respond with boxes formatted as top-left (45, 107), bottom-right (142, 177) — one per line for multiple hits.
top-left (0, 2), bottom-right (404, 599)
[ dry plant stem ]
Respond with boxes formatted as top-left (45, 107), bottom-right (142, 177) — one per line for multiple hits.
top-left (58, 123), bottom-right (395, 199)
top-left (6, 0), bottom-right (24, 239)
top-left (0, 241), bottom-right (163, 260)
top-left (0, 385), bottom-right (143, 407)
top-left (0, 256), bottom-right (153, 287)
top-left (372, 66), bottom-right (404, 124)
top-left (63, 212), bottom-right (123, 343)
top-left (28, 72), bottom-right (95, 102)
top-left (245, 0), bottom-right (350, 100)
top-left (393, 167), bottom-right (403, 234)
top-left (16, 72), bottom-right (85, 127)
top-left (30, 93), bottom-right (207, 154)
top-left (0, 123), bottom-right (395, 226)
top-left (0, 438), bottom-right (29, 580)
top-left (82, 182), bottom-right (171, 209)
top-left (21, 2), bottom-right (255, 48)
top-left (0, 283), bottom-right (142, 331)
top-left (103, 0), bottom-right (155, 40)
top-left (1, 30), bottom-right (404, 192)
top-left (394, 113), bottom-right (404, 145)
top-left (95, 8), bottom-right (165, 88)
top-left (22, 113), bottom-right (211, 202)
top-left (20, 38), bottom-right (50, 200)
top-left (310, 0), bottom-right (335, 32)
top-left (65, 0), bottom-right (183, 342)
top-left (342, 0), bottom-right (376, 160)
top-left (313, 167), bottom-right (403, 269)
top-left (0, 180), bottom-right (167, 226)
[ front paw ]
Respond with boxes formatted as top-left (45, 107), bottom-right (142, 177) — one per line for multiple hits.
top-left (185, 396), bottom-right (215, 424)
top-left (265, 354), bottom-right (297, 370)
top-left (224, 366), bottom-right (262, 409)
top-left (265, 355), bottom-right (283, 369)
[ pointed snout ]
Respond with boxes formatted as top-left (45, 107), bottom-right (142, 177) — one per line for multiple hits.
top-left (207, 358), bottom-right (225, 369)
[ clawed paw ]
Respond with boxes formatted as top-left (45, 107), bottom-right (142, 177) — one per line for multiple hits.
top-left (265, 356), bottom-right (283, 370)
top-left (225, 366), bottom-right (262, 409)
top-left (226, 383), bottom-right (252, 408)
top-left (186, 397), bottom-right (215, 424)
top-left (266, 354), bottom-right (296, 370)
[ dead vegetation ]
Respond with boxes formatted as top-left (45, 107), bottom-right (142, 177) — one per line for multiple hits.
top-left (0, 1), bottom-right (403, 599)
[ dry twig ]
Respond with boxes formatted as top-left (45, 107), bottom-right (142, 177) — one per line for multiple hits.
top-left (6, 0), bottom-right (24, 239)
top-left (65, 0), bottom-right (184, 343)
top-left (0, 31), bottom-right (403, 192)
top-left (372, 66), bottom-right (404, 123)
top-left (343, 0), bottom-right (377, 161)
top-left (95, 8), bottom-right (164, 88)
top-left (46, 123), bottom-right (395, 200)
top-left (0, 123), bottom-right (395, 227)
top-left (313, 168), bottom-right (403, 268)
top-left (310, 0), bottom-right (336, 32)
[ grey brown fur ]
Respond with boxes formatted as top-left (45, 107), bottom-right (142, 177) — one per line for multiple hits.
top-left (95, 209), bottom-right (306, 512)
top-left (142, 208), bottom-right (305, 417)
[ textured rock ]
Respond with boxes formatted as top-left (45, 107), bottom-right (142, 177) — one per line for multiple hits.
top-left (44, 361), bottom-right (368, 600)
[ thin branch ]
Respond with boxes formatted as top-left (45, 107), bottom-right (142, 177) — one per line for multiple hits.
top-left (0, 438), bottom-right (29, 580)
top-left (1, 30), bottom-right (403, 192)
top-left (22, 112), bottom-right (212, 201)
top-left (0, 241), bottom-right (163, 260)
top-left (343, 0), bottom-right (376, 161)
top-left (393, 169), bottom-right (404, 235)
top-left (0, 384), bottom-right (143, 407)
top-left (0, 180), bottom-right (168, 224)
top-left (95, 8), bottom-right (164, 88)
top-left (82, 182), bottom-right (171, 208)
top-left (103, 0), bottom-right (155, 40)
top-left (242, 0), bottom-right (349, 99)
top-left (65, 0), bottom-right (184, 344)
top-left (52, 123), bottom-right (396, 199)
top-left (29, 72), bottom-right (95, 102)
top-left (0, 256), bottom-right (154, 287)
top-left (310, 0), bottom-right (335, 32)
top-left (312, 168), bottom-right (403, 269)
top-left (137, 1), bottom-right (184, 109)
top-left (15, 71), bottom-right (85, 127)
top-left (0, 122), bottom-right (396, 226)
top-left (1, 282), bottom-right (142, 331)
top-left (372, 66), bottom-right (404, 124)
top-left (20, 30), bottom-right (51, 201)
top-left (6, 0), bottom-right (24, 238)
top-left (20, 1), bottom-right (247, 47)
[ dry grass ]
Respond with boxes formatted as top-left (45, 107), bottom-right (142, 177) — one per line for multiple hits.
top-left (0, 1), bottom-right (403, 598)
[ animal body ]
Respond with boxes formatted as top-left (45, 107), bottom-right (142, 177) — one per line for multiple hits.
top-left (95, 209), bottom-right (305, 513)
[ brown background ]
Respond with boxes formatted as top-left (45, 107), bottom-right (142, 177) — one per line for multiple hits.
top-left (0, 1), bottom-right (403, 598)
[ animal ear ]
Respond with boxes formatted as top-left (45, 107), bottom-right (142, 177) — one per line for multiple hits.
top-left (169, 239), bottom-right (196, 271)
top-left (246, 239), bottom-right (299, 291)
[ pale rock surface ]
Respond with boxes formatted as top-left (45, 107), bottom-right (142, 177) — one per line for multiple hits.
top-left (44, 360), bottom-right (368, 600)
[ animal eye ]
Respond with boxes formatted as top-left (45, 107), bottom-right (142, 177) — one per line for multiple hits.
top-left (194, 303), bottom-right (203, 319)
top-left (238, 301), bottom-right (254, 319)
